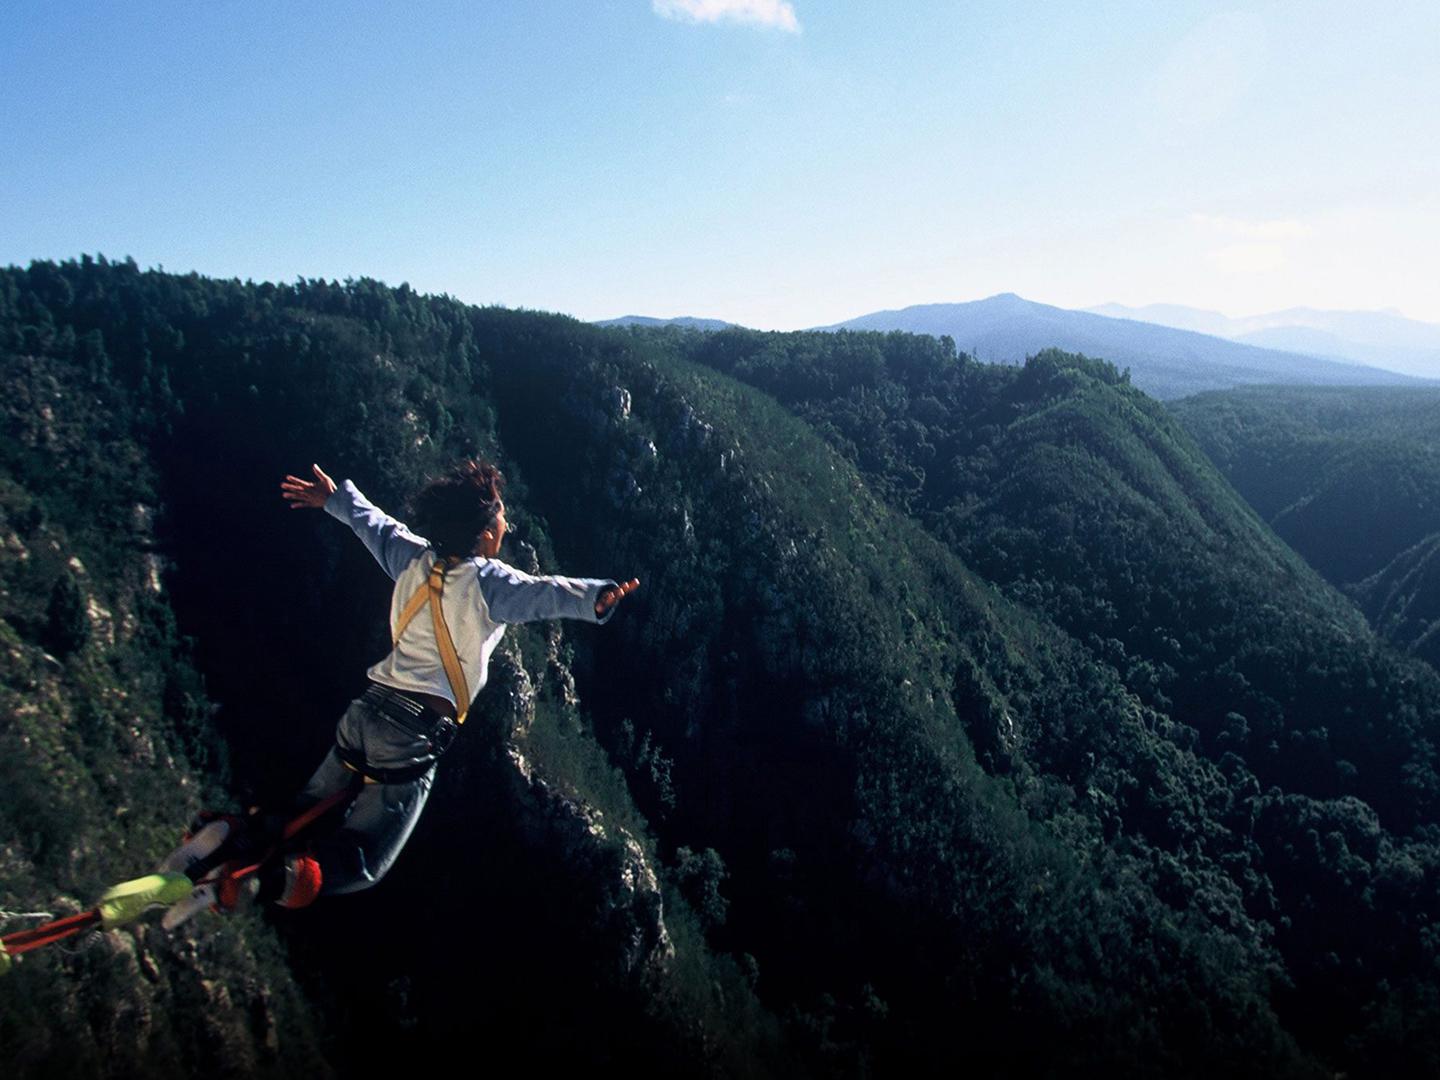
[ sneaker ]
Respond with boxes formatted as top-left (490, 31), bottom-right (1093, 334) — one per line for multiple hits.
top-left (161, 875), bottom-right (260, 930)
top-left (162, 882), bottom-right (218, 930)
top-left (158, 819), bottom-right (233, 877)
top-left (96, 872), bottom-right (196, 929)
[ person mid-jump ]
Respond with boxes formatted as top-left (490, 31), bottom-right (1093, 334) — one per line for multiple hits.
top-left (162, 459), bottom-right (638, 923)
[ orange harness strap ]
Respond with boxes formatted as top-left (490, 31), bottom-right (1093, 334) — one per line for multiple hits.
top-left (392, 556), bottom-right (471, 724)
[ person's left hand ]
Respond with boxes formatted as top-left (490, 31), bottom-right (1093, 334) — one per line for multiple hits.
top-left (281, 464), bottom-right (337, 510)
top-left (596, 578), bottom-right (640, 617)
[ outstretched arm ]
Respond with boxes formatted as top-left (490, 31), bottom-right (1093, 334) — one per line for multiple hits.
top-left (281, 464), bottom-right (428, 580)
top-left (478, 562), bottom-right (639, 626)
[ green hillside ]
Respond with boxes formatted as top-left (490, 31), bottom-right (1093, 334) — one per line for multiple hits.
top-left (1172, 385), bottom-right (1440, 673)
top-left (1171, 386), bottom-right (1440, 582)
top-left (5, 261), bottom-right (1440, 1076)
top-left (665, 325), bottom-right (1440, 1070)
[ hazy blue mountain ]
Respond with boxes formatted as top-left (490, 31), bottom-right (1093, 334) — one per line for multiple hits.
top-left (1236, 324), bottom-right (1372, 358)
top-left (819, 294), bottom-right (1421, 398)
top-left (1087, 301), bottom-right (1234, 337)
top-left (1093, 302), bottom-right (1440, 380)
top-left (595, 314), bottom-right (735, 330)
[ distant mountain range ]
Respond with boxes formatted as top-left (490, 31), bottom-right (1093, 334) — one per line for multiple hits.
top-left (1089, 302), bottom-right (1440, 381)
top-left (816, 294), bottom-right (1425, 399)
top-left (594, 314), bottom-right (735, 331)
top-left (597, 296), bottom-right (1437, 399)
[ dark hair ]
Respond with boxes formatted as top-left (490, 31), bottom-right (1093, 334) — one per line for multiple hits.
top-left (410, 459), bottom-right (506, 557)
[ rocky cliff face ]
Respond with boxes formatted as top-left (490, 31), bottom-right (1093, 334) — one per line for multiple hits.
top-left (490, 634), bottom-right (675, 984)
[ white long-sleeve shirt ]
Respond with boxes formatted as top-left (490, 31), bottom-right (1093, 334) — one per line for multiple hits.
top-left (324, 480), bottom-right (615, 711)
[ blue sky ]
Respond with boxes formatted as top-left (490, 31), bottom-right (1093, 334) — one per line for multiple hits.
top-left (3, 1), bottom-right (1437, 327)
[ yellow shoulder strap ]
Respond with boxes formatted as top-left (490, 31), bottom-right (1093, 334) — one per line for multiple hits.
top-left (392, 568), bottom-right (433, 644)
top-left (392, 557), bottom-right (472, 724)
top-left (428, 562), bottom-right (471, 724)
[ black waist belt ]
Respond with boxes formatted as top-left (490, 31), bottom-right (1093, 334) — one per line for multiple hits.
top-left (338, 684), bottom-right (460, 784)
top-left (335, 743), bottom-right (436, 785)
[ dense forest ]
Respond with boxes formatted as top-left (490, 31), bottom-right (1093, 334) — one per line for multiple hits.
top-left (3, 259), bottom-right (1440, 1077)
top-left (1173, 386), bottom-right (1440, 673)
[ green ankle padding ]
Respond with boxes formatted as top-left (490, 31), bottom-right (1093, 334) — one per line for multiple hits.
top-left (98, 872), bottom-right (195, 929)
top-left (0, 938), bottom-right (10, 976)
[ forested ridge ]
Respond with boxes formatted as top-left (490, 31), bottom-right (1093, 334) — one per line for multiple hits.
top-left (1173, 385), bottom-right (1440, 675)
top-left (3, 259), bottom-right (1440, 1077)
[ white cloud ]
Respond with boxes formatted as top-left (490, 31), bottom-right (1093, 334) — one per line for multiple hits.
top-left (652, 0), bottom-right (801, 33)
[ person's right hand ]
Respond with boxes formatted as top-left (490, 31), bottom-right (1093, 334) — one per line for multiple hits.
top-left (281, 464), bottom-right (337, 510)
top-left (596, 578), bottom-right (640, 617)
